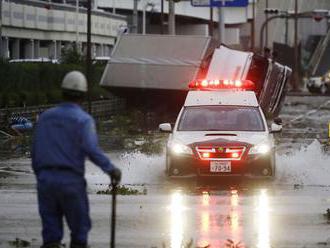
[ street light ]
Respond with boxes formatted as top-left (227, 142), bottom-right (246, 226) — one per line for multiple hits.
top-left (259, 8), bottom-right (330, 51)
top-left (259, 14), bottom-right (287, 54)
top-left (259, 8), bottom-right (330, 92)
top-left (259, 9), bottom-right (330, 53)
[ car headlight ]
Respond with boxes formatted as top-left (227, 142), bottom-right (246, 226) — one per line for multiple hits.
top-left (169, 141), bottom-right (193, 155)
top-left (326, 72), bottom-right (330, 81)
top-left (248, 143), bottom-right (271, 155)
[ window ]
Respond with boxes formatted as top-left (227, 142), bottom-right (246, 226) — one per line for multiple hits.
top-left (178, 106), bottom-right (265, 132)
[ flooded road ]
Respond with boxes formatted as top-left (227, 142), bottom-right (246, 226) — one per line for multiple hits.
top-left (1, 95), bottom-right (330, 247)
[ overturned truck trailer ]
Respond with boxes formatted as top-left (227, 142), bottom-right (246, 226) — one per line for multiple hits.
top-left (100, 34), bottom-right (291, 117)
top-left (100, 34), bottom-right (213, 113)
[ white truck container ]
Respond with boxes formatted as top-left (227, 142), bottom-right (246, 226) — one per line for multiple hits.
top-left (100, 34), bottom-right (291, 118)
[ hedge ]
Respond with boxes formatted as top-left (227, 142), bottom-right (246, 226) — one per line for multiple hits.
top-left (0, 60), bottom-right (109, 108)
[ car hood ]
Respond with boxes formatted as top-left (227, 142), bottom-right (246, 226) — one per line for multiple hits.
top-left (171, 131), bottom-right (270, 147)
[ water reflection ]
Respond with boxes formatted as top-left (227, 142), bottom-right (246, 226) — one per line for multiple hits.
top-left (256, 189), bottom-right (271, 248)
top-left (229, 189), bottom-right (241, 241)
top-left (202, 191), bottom-right (210, 206)
top-left (170, 191), bottom-right (185, 248)
top-left (168, 185), bottom-right (271, 247)
top-left (198, 191), bottom-right (211, 247)
top-left (197, 189), bottom-right (243, 247)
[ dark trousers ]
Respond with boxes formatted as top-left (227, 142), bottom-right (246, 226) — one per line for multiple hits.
top-left (37, 171), bottom-right (91, 246)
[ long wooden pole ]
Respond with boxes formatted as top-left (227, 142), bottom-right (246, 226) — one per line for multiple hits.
top-left (86, 0), bottom-right (92, 113)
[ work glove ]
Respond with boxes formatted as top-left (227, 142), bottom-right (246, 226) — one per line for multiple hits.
top-left (109, 167), bottom-right (121, 186)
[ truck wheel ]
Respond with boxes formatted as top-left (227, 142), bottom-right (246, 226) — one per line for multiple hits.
top-left (320, 84), bottom-right (328, 95)
top-left (307, 86), bottom-right (317, 93)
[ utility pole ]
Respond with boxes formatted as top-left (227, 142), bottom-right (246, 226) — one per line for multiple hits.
top-left (293, 0), bottom-right (299, 91)
top-left (161, 0), bottom-right (164, 34)
top-left (112, 0), bottom-right (116, 14)
top-left (218, 7), bottom-right (225, 44)
top-left (209, 5), bottom-right (214, 36)
top-left (251, 0), bottom-right (255, 51)
top-left (265, 0), bottom-right (269, 48)
top-left (86, 0), bottom-right (92, 113)
top-left (142, 1), bottom-right (148, 35)
top-left (285, 15), bottom-right (289, 44)
top-left (0, 0), bottom-right (3, 59)
top-left (76, 0), bottom-right (80, 51)
top-left (168, 0), bottom-right (175, 35)
top-left (132, 0), bottom-right (138, 33)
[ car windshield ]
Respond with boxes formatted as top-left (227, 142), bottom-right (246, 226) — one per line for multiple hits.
top-left (177, 106), bottom-right (265, 131)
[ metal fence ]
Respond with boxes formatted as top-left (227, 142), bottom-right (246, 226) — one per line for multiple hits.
top-left (0, 97), bottom-right (126, 126)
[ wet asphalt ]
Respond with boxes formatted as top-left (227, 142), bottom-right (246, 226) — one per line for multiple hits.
top-left (1, 95), bottom-right (330, 248)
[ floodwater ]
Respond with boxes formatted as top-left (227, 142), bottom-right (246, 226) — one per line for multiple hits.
top-left (1, 96), bottom-right (330, 247)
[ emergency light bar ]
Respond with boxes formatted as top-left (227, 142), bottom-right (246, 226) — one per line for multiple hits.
top-left (188, 79), bottom-right (255, 91)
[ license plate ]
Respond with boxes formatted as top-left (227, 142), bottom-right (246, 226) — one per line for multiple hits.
top-left (210, 161), bottom-right (231, 172)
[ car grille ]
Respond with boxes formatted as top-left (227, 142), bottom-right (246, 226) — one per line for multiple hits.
top-left (195, 146), bottom-right (246, 161)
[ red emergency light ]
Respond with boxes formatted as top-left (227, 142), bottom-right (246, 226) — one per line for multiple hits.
top-left (188, 79), bottom-right (255, 91)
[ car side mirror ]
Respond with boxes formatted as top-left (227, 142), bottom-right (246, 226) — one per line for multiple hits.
top-left (270, 123), bottom-right (282, 133)
top-left (273, 117), bottom-right (282, 125)
top-left (159, 123), bottom-right (172, 133)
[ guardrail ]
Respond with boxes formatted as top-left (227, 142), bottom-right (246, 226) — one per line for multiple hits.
top-left (0, 98), bottom-right (126, 127)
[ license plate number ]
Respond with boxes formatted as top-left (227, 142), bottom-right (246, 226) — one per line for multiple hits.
top-left (210, 161), bottom-right (231, 172)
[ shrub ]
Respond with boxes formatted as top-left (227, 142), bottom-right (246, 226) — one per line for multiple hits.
top-left (7, 92), bottom-right (20, 107)
top-left (0, 60), bottom-right (106, 107)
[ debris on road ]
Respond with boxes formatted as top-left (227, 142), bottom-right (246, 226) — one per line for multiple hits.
top-left (8, 238), bottom-right (31, 247)
top-left (96, 185), bottom-right (147, 195)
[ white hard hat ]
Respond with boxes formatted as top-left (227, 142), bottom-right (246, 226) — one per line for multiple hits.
top-left (61, 71), bottom-right (88, 93)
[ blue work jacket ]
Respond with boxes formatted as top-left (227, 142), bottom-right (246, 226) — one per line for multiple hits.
top-left (32, 102), bottom-right (115, 178)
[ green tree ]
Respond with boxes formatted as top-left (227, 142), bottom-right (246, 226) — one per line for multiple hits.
top-left (61, 45), bottom-right (84, 64)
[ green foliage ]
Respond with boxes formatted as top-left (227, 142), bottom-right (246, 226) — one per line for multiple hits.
top-left (6, 92), bottom-right (20, 107)
top-left (0, 60), bottom-right (106, 108)
top-left (46, 90), bottom-right (63, 104)
top-left (61, 45), bottom-right (84, 65)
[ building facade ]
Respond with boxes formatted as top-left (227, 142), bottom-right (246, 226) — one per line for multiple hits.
top-left (97, 0), bottom-right (330, 50)
top-left (97, 0), bottom-right (257, 46)
top-left (0, 0), bottom-right (127, 60)
top-left (1, 0), bottom-right (328, 60)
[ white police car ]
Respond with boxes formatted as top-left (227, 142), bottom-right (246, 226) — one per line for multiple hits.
top-left (159, 79), bottom-right (282, 178)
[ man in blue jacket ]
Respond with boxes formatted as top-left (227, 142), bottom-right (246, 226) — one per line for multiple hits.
top-left (32, 71), bottom-right (121, 248)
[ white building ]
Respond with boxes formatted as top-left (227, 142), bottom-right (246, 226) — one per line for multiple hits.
top-left (0, 0), bottom-right (127, 60)
top-left (1, 0), bottom-right (329, 60)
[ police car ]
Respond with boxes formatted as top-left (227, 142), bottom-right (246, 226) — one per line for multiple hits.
top-left (159, 79), bottom-right (282, 178)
